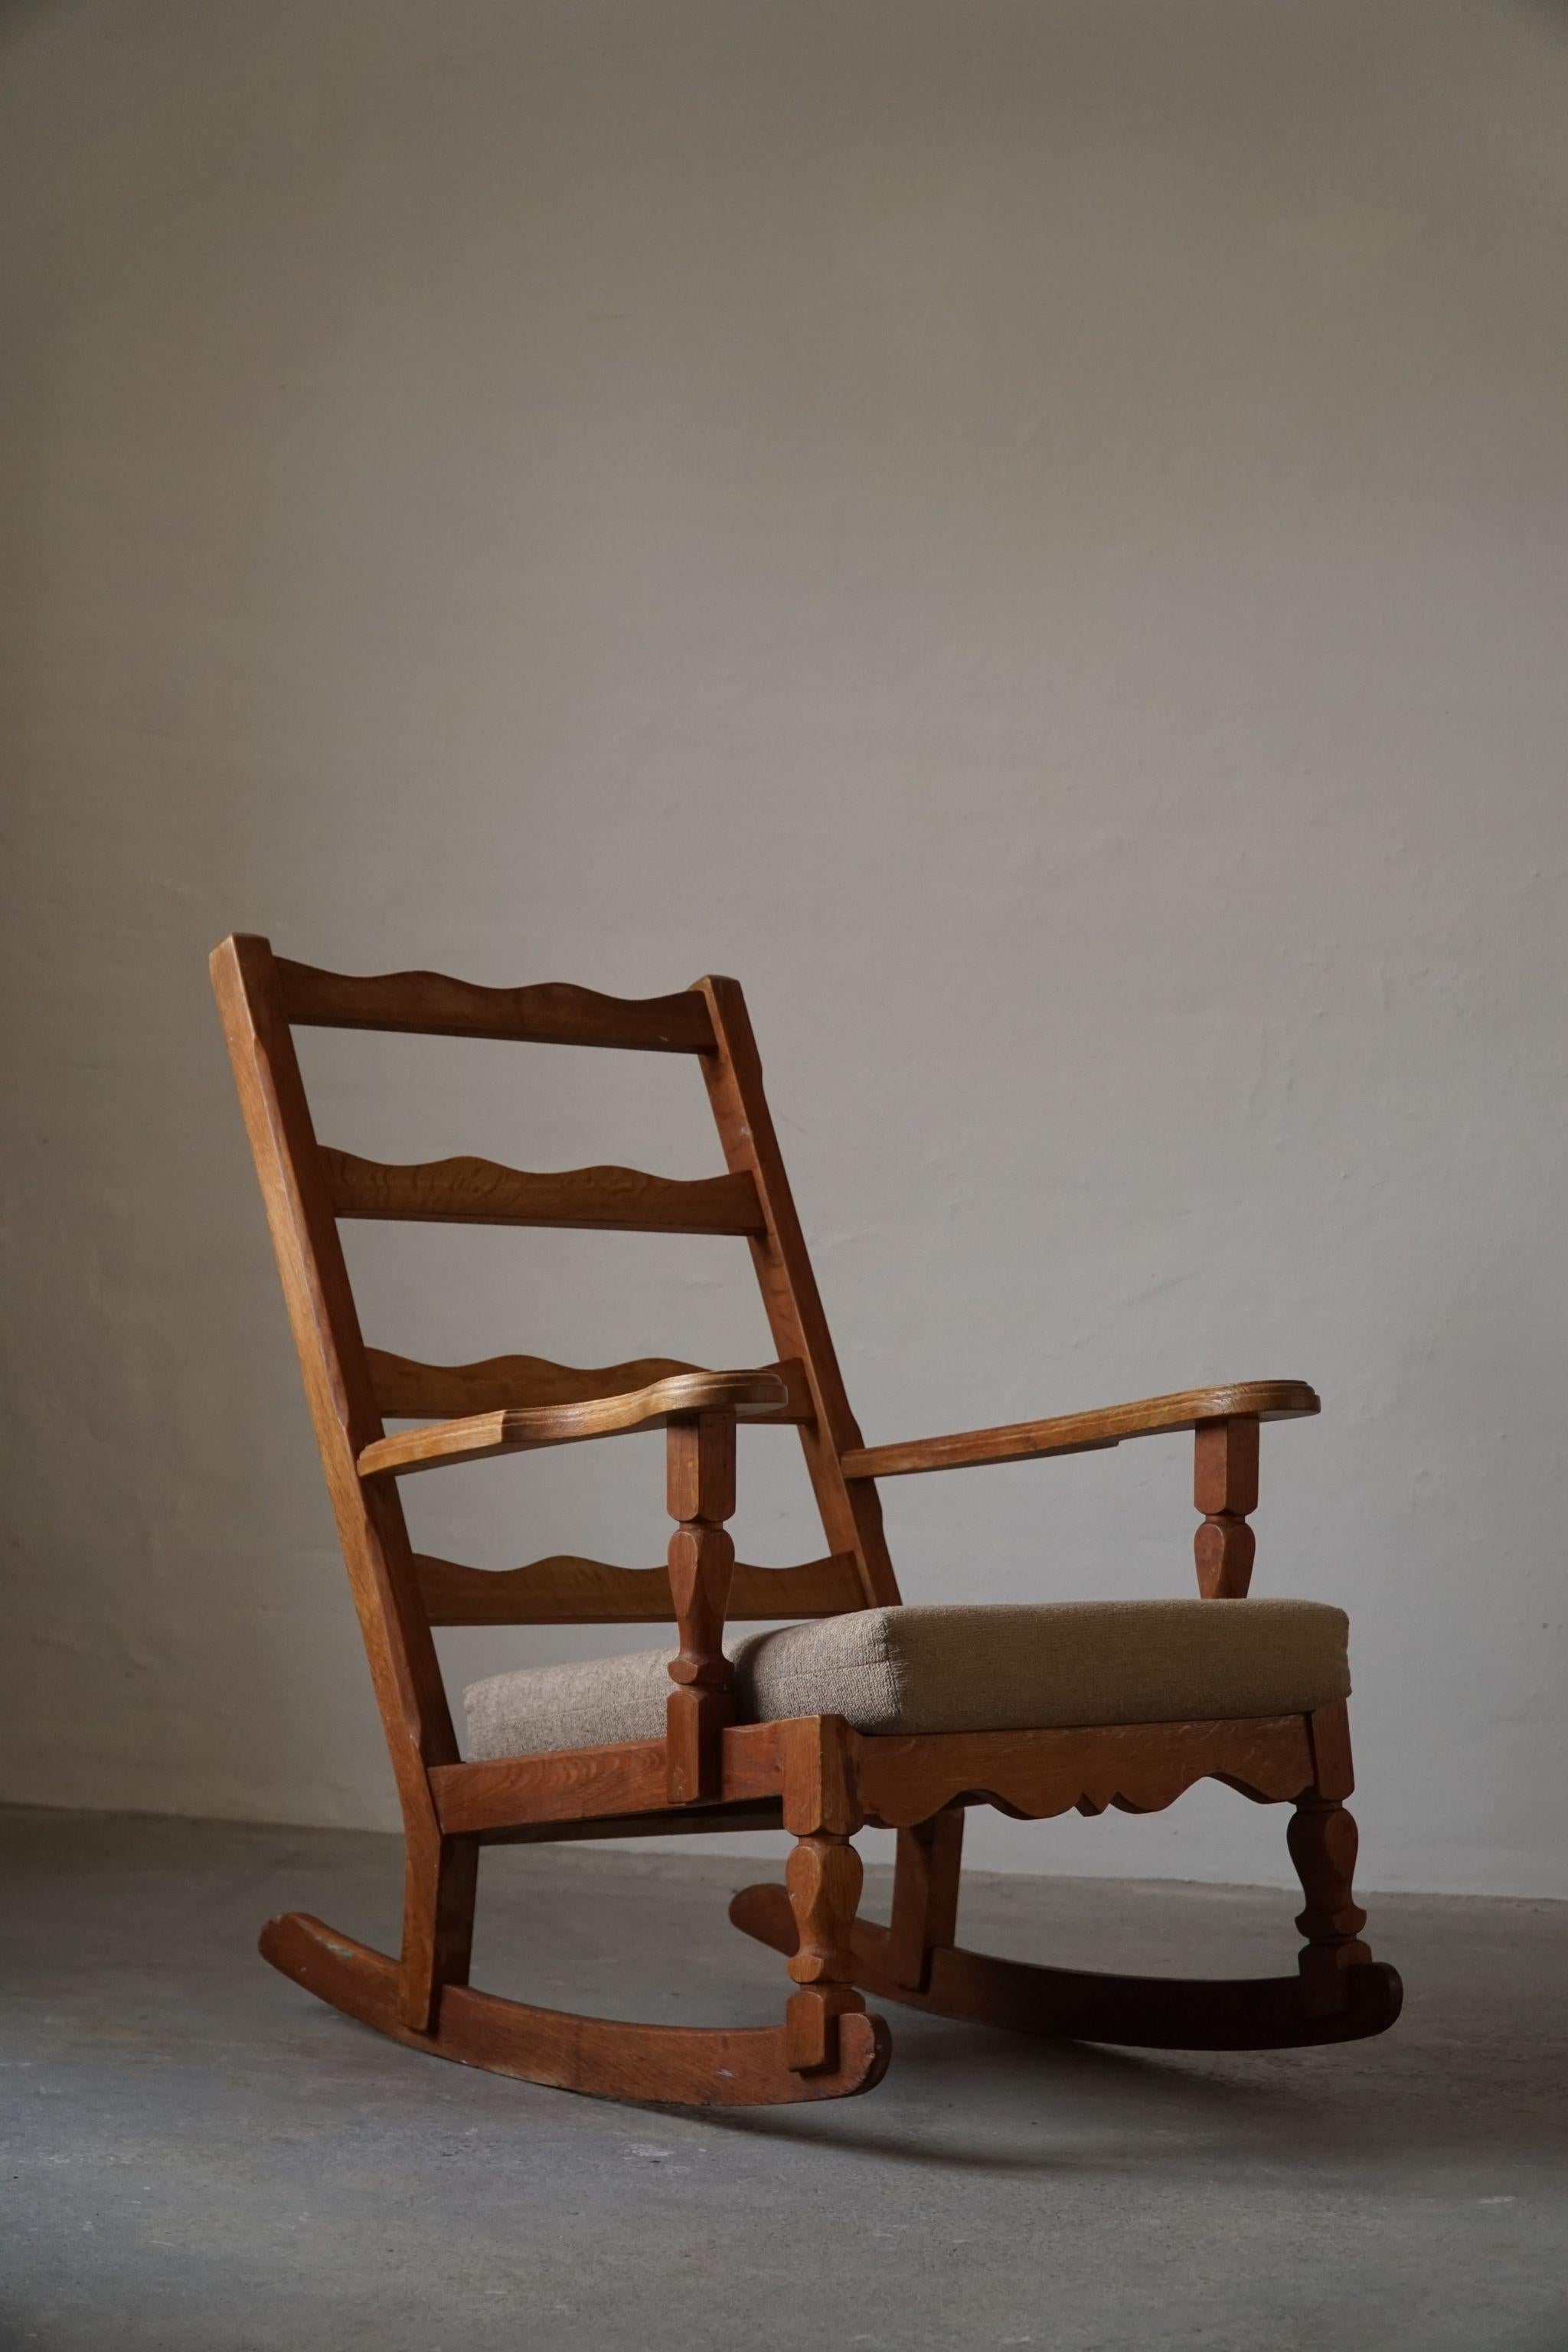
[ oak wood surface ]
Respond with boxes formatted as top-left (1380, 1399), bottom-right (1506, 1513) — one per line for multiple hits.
top-left (842, 1380), bottom-right (1319, 1481)
top-left (324, 1148), bottom-right (763, 1234)
top-left (210, 936), bottom-right (469, 2034)
top-left (1306, 1696), bottom-right (1357, 1802)
top-left (260, 1912), bottom-right (891, 2105)
top-left (779, 1716), bottom-right (868, 2070)
top-left (1193, 1414), bottom-right (1261, 1597)
top-left (696, 976), bottom-right (901, 1607)
top-left (1289, 1792), bottom-right (1373, 2011)
top-left (729, 1883), bottom-right (1403, 2051)
top-left (367, 1347), bottom-right (811, 1421)
top-left (276, 952), bottom-right (715, 1052)
top-left (664, 1411), bottom-right (738, 1803)
top-left (887, 1810), bottom-right (965, 1991)
top-left (215, 933), bottom-right (1396, 2109)
top-left (476, 1796), bottom-right (786, 1847)
top-left (356, 1368), bottom-right (789, 1478)
top-left (412, 1550), bottom-right (863, 1625)
top-left (848, 1715), bottom-right (1317, 1829)
top-left (428, 1720), bottom-right (785, 1837)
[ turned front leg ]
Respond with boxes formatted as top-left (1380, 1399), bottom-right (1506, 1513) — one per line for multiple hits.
top-left (1193, 1414), bottom-right (1259, 1597)
top-left (781, 1717), bottom-right (868, 2073)
top-left (665, 1410), bottom-right (737, 1804)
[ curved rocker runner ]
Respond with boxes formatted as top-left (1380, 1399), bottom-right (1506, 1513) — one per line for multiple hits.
top-left (211, 937), bottom-right (1403, 2109)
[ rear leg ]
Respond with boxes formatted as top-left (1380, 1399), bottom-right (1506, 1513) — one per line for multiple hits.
top-left (886, 1808), bottom-right (965, 1993)
top-left (397, 1824), bottom-right (479, 2034)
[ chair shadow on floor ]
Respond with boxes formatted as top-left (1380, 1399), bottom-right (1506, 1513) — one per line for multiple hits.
top-left (666, 1960), bottom-right (1568, 2178)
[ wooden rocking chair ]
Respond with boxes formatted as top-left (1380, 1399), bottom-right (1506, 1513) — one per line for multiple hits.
top-left (212, 935), bottom-right (1401, 2109)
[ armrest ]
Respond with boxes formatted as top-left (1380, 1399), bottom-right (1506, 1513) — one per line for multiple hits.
top-left (358, 1367), bottom-right (789, 1479)
top-left (840, 1380), bottom-right (1318, 1481)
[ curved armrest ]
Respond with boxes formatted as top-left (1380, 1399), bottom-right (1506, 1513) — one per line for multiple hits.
top-left (840, 1380), bottom-right (1318, 1481)
top-left (358, 1367), bottom-right (789, 1479)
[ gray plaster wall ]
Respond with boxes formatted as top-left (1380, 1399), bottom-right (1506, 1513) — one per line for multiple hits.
top-left (3, 0), bottom-right (1566, 1893)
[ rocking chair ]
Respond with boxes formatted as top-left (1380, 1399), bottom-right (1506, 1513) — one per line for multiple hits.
top-left (211, 936), bottom-right (1401, 2109)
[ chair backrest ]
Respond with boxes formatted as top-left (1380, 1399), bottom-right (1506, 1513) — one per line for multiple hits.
top-left (211, 936), bottom-right (900, 1764)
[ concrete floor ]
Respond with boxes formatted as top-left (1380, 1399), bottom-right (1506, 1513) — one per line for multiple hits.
top-left (2, 1808), bottom-right (1565, 2352)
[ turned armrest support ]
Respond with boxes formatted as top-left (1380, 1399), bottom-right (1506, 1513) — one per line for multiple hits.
top-left (357, 1367), bottom-right (788, 1478)
top-left (1192, 1413), bottom-right (1261, 1596)
top-left (841, 1380), bottom-right (1319, 1601)
top-left (665, 1410), bottom-right (739, 1804)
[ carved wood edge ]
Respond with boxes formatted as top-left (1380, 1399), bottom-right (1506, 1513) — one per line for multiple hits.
top-left (427, 1713), bottom-right (1321, 1840)
top-left (846, 1716), bottom-right (1318, 1828)
top-left (412, 1550), bottom-right (863, 1625)
top-left (273, 952), bottom-right (717, 1052)
top-left (322, 1149), bottom-right (764, 1235)
top-left (368, 1348), bottom-right (812, 1422)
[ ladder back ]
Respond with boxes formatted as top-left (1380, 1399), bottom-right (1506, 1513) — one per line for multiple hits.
top-left (210, 934), bottom-right (899, 1720)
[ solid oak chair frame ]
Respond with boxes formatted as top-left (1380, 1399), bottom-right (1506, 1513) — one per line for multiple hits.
top-left (212, 935), bottom-right (1401, 2109)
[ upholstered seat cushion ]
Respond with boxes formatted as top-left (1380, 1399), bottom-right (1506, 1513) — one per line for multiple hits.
top-left (462, 1599), bottom-right (1350, 1761)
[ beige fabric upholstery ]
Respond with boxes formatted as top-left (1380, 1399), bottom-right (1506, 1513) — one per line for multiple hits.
top-left (462, 1599), bottom-right (1351, 1762)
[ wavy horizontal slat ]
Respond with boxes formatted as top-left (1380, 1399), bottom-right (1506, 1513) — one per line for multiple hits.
top-left (324, 1150), bottom-right (764, 1234)
top-left (414, 1552), bottom-right (864, 1625)
top-left (367, 1348), bottom-right (812, 1423)
top-left (277, 958), bottom-right (714, 1052)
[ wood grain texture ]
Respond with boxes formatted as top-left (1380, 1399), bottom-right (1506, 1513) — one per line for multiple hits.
top-left (887, 1810), bottom-right (965, 1992)
top-left (357, 1367), bottom-right (789, 1478)
top-left (784, 1835), bottom-right (867, 2071)
top-left (696, 976), bottom-right (901, 1606)
top-left (367, 1346), bottom-right (811, 1422)
top-left (664, 1411), bottom-right (737, 1804)
top-left (1306, 1697), bottom-right (1357, 1802)
top-left (729, 1883), bottom-right (1403, 2051)
top-left (400, 1831), bottom-right (479, 2034)
top-left (477, 1797), bottom-right (786, 1847)
top-left (211, 936), bottom-right (469, 2036)
top-left (412, 1550), bottom-right (863, 1625)
top-left (848, 1716), bottom-right (1317, 1830)
top-left (260, 1912), bottom-right (891, 2105)
top-left (324, 1148), bottom-right (763, 1234)
top-left (276, 953), bottom-right (715, 1052)
top-left (217, 934), bottom-right (1396, 2106)
top-left (779, 1716), bottom-right (867, 2070)
top-left (429, 1720), bottom-right (785, 1837)
top-left (842, 1381), bottom-right (1320, 1481)
top-left (779, 1713), bottom-right (863, 1839)
top-left (1289, 1793), bottom-right (1372, 2012)
top-left (1193, 1414), bottom-right (1260, 1597)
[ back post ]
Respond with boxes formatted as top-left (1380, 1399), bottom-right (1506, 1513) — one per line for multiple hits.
top-left (695, 976), bottom-right (900, 1609)
top-left (210, 936), bottom-right (470, 2030)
